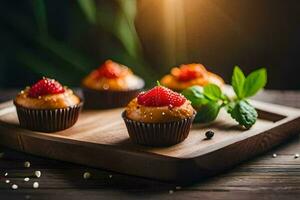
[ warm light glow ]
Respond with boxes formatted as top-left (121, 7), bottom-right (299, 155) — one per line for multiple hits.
top-left (162, 0), bottom-right (187, 65)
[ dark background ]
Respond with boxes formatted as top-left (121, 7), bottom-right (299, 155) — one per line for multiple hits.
top-left (0, 0), bottom-right (300, 89)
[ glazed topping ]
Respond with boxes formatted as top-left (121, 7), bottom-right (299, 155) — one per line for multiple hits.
top-left (137, 86), bottom-right (186, 107)
top-left (28, 78), bottom-right (65, 98)
top-left (171, 64), bottom-right (207, 82)
top-left (93, 60), bottom-right (125, 79)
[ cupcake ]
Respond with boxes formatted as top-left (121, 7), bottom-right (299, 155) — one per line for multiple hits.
top-left (82, 60), bottom-right (144, 109)
top-left (122, 84), bottom-right (196, 146)
top-left (160, 63), bottom-right (224, 91)
top-left (14, 77), bottom-right (83, 132)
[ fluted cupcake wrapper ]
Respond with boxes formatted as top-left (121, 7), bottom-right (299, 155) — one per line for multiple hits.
top-left (14, 101), bottom-right (83, 133)
top-left (82, 87), bottom-right (143, 109)
top-left (122, 111), bottom-right (196, 147)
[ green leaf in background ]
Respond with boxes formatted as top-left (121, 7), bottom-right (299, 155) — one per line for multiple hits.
top-left (227, 100), bottom-right (258, 129)
top-left (118, 0), bottom-right (137, 21)
top-left (0, 2), bottom-right (94, 79)
top-left (194, 101), bottom-right (221, 123)
top-left (182, 86), bottom-right (209, 108)
top-left (37, 36), bottom-right (93, 73)
top-left (17, 50), bottom-right (77, 85)
top-left (77, 0), bottom-right (97, 24)
top-left (115, 0), bottom-right (142, 59)
top-left (31, 0), bottom-right (48, 36)
top-left (0, 1), bottom-right (153, 87)
top-left (231, 66), bottom-right (245, 99)
top-left (243, 68), bottom-right (267, 98)
top-left (203, 84), bottom-right (222, 101)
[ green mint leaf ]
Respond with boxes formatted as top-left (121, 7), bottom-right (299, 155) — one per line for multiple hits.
top-left (231, 66), bottom-right (246, 99)
top-left (243, 68), bottom-right (267, 98)
top-left (203, 84), bottom-right (222, 101)
top-left (194, 101), bottom-right (221, 123)
top-left (182, 86), bottom-right (209, 108)
top-left (228, 100), bottom-right (258, 129)
top-left (224, 101), bottom-right (235, 113)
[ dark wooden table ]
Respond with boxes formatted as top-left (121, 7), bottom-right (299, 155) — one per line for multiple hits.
top-left (0, 90), bottom-right (299, 200)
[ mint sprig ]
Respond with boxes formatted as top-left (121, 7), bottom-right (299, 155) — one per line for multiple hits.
top-left (203, 84), bottom-right (222, 101)
top-left (182, 66), bottom-right (267, 129)
top-left (232, 66), bottom-right (245, 99)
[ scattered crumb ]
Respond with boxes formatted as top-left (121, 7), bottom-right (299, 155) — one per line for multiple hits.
top-left (12, 184), bottom-right (18, 190)
top-left (272, 153), bottom-right (277, 158)
top-left (24, 161), bottom-right (31, 168)
top-left (5, 180), bottom-right (10, 184)
top-left (4, 172), bottom-right (8, 177)
top-left (175, 186), bottom-right (181, 190)
top-left (33, 182), bottom-right (39, 189)
top-left (83, 172), bottom-right (91, 179)
top-left (35, 170), bottom-right (42, 178)
top-left (109, 174), bottom-right (113, 178)
top-left (295, 154), bottom-right (299, 159)
top-left (24, 177), bottom-right (30, 182)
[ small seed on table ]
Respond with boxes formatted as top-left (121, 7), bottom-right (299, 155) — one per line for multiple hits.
top-left (4, 172), bottom-right (8, 176)
top-left (35, 170), bottom-right (42, 178)
top-left (24, 161), bottom-right (31, 168)
top-left (24, 177), bottom-right (30, 182)
top-left (5, 180), bottom-right (10, 184)
top-left (33, 182), bottom-right (39, 189)
top-left (294, 154), bottom-right (299, 159)
top-left (175, 186), bottom-right (181, 190)
top-left (83, 172), bottom-right (91, 179)
top-left (272, 153), bottom-right (277, 158)
top-left (12, 184), bottom-right (18, 190)
top-left (205, 130), bottom-right (214, 139)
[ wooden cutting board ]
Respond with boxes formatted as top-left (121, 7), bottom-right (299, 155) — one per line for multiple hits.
top-left (0, 100), bottom-right (299, 182)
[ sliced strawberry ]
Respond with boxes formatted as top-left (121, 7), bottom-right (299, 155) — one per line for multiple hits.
top-left (172, 64), bottom-right (206, 82)
top-left (95, 60), bottom-right (122, 79)
top-left (28, 78), bottom-right (65, 98)
top-left (137, 86), bottom-right (186, 107)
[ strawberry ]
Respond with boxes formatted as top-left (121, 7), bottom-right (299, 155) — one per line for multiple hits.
top-left (28, 78), bottom-right (65, 98)
top-left (96, 60), bottom-right (122, 79)
top-left (172, 64), bottom-right (206, 82)
top-left (137, 86), bottom-right (186, 107)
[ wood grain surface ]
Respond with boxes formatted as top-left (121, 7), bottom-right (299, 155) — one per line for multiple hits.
top-left (0, 95), bottom-right (300, 182)
top-left (0, 90), bottom-right (300, 199)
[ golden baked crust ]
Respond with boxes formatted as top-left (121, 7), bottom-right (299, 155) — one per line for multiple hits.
top-left (82, 62), bottom-right (144, 91)
top-left (160, 64), bottom-right (224, 91)
top-left (125, 98), bottom-right (195, 123)
top-left (15, 87), bottom-right (81, 109)
top-left (82, 73), bottom-right (144, 91)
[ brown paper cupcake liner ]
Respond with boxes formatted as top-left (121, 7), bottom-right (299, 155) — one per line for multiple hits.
top-left (122, 111), bottom-right (196, 147)
top-left (82, 87), bottom-right (143, 109)
top-left (14, 101), bottom-right (83, 133)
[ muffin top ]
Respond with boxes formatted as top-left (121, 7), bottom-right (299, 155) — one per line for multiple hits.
top-left (160, 63), bottom-right (224, 91)
top-left (125, 85), bottom-right (195, 123)
top-left (82, 60), bottom-right (144, 91)
top-left (15, 77), bottom-right (81, 109)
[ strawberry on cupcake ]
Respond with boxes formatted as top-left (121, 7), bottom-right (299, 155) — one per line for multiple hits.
top-left (81, 59), bottom-right (144, 109)
top-left (122, 83), bottom-right (196, 146)
top-left (14, 77), bottom-right (83, 132)
top-left (160, 63), bottom-right (224, 91)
